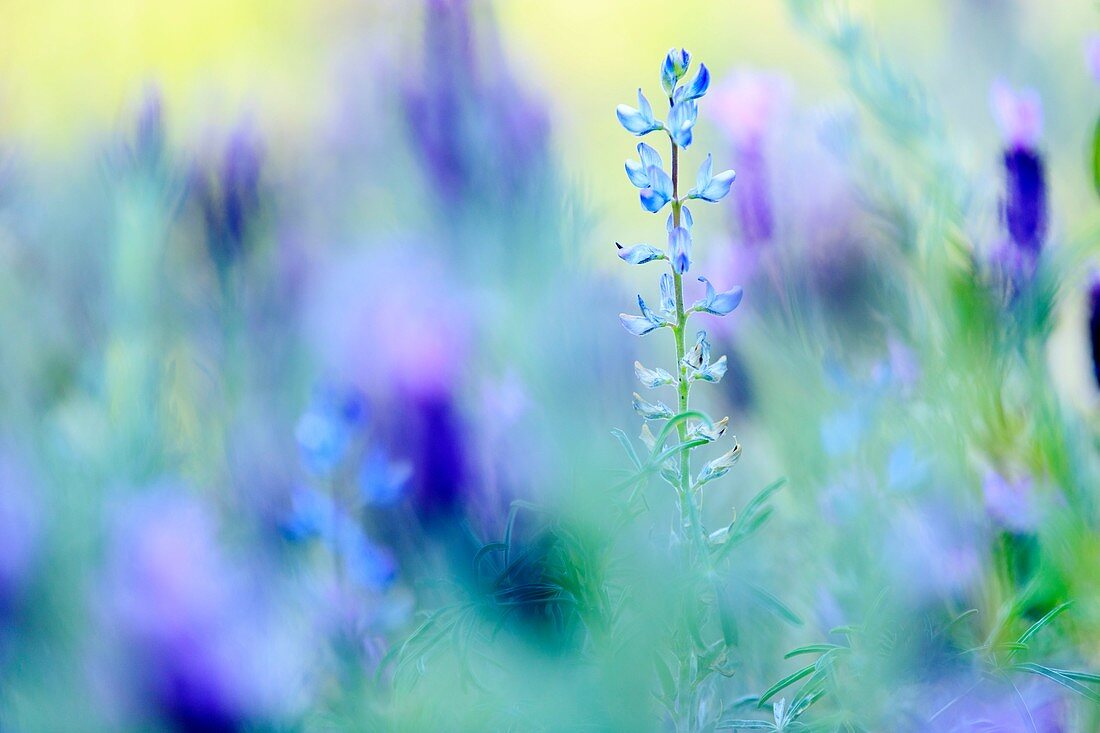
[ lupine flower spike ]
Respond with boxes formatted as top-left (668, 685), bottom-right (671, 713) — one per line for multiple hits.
top-left (613, 48), bottom-right (742, 556)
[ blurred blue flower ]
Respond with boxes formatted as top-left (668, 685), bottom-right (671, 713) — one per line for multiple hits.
top-left (661, 48), bottom-right (691, 97)
top-left (687, 154), bottom-right (736, 202)
top-left (619, 294), bottom-right (667, 336)
top-left (281, 486), bottom-right (334, 542)
top-left (195, 118), bottom-right (264, 276)
top-left (0, 456), bottom-right (39, 621)
top-left (668, 225), bottom-right (692, 274)
top-left (295, 385), bottom-right (369, 476)
top-left (616, 88), bottom-right (662, 136)
top-left (885, 441), bottom-right (929, 492)
top-left (330, 516), bottom-right (397, 591)
top-left (693, 276), bottom-right (743, 316)
top-left (358, 448), bottom-right (412, 507)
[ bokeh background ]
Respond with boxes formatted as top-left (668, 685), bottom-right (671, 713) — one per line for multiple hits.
top-left (3, 0), bottom-right (1100, 730)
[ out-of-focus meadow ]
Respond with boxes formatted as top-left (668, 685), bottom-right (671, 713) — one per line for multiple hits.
top-left (4, 0), bottom-right (1100, 730)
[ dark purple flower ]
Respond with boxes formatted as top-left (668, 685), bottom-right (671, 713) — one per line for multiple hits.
top-left (99, 489), bottom-right (303, 730)
top-left (1089, 273), bottom-right (1100, 388)
top-left (990, 80), bottom-right (1047, 264)
top-left (195, 119), bottom-right (264, 275)
top-left (403, 0), bottom-right (549, 205)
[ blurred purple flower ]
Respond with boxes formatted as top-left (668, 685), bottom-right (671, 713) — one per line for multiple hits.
top-left (358, 447), bottom-right (412, 507)
top-left (886, 501), bottom-right (984, 604)
top-left (134, 84), bottom-right (165, 166)
top-left (710, 70), bottom-right (793, 247)
top-left (194, 118), bottom-right (264, 275)
top-left (982, 468), bottom-right (1038, 533)
top-left (925, 678), bottom-right (1065, 732)
top-left (403, 0), bottom-right (549, 204)
top-left (1088, 35), bottom-right (1100, 84)
top-left (1088, 272), bottom-right (1100, 389)
top-left (100, 489), bottom-right (303, 730)
top-left (990, 80), bottom-right (1047, 259)
top-left (0, 456), bottom-right (39, 621)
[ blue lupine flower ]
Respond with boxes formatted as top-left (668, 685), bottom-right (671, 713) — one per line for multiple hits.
top-left (673, 63), bottom-right (711, 103)
top-left (684, 330), bottom-right (711, 370)
top-left (632, 392), bottom-right (674, 421)
top-left (358, 448), bottom-right (413, 506)
top-left (661, 48), bottom-right (691, 97)
top-left (666, 205), bottom-right (693, 232)
top-left (625, 142), bottom-right (664, 188)
top-left (634, 360), bottom-right (675, 389)
top-left (687, 154), bottom-right (736, 202)
top-left (667, 98), bottom-right (698, 148)
top-left (659, 273), bottom-right (675, 313)
top-left (693, 276), bottom-right (744, 316)
top-left (693, 355), bottom-right (727, 383)
top-left (668, 225), bottom-right (692, 274)
top-left (619, 294), bottom-right (667, 336)
top-left (639, 165), bottom-right (674, 212)
top-left (616, 88), bottom-right (662, 135)
top-left (616, 242), bottom-right (666, 265)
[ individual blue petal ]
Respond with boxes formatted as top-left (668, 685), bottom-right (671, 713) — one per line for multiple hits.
top-left (661, 48), bottom-right (691, 97)
top-left (632, 392), bottom-right (674, 421)
top-left (699, 170), bottom-right (737, 202)
top-left (281, 486), bottom-right (333, 542)
top-left (667, 99), bottom-right (697, 148)
top-left (687, 155), bottom-right (736, 202)
top-left (616, 242), bottom-right (666, 265)
top-left (681, 63), bottom-right (710, 102)
top-left (640, 165), bottom-right (674, 212)
top-left (616, 89), bottom-right (661, 135)
top-left (693, 276), bottom-right (744, 316)
top-left (660, 273), bottom-right (675, 313)
top-left (620, 314), bottom-right (662, 336)
top-left (625, 159), bottom-right (648, 188)
top-left (638, 142), bottom-right (663, 169)
top-left (696, 154), bottom-right (713, 191)
top-left (619, 295), bottom-right (666, 336)
top-left (668, 226), bottom-right (692, 274)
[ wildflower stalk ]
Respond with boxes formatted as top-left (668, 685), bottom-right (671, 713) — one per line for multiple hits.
top-left (615, 48), bottom-right (743, 729)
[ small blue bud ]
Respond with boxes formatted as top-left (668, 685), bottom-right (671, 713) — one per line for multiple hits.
top-left (661, 48), bottom-right (691, 97)
top-left (668, 226), bottom-right (692, 274)
top-left (674, 63), bottom-right (711, 103)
